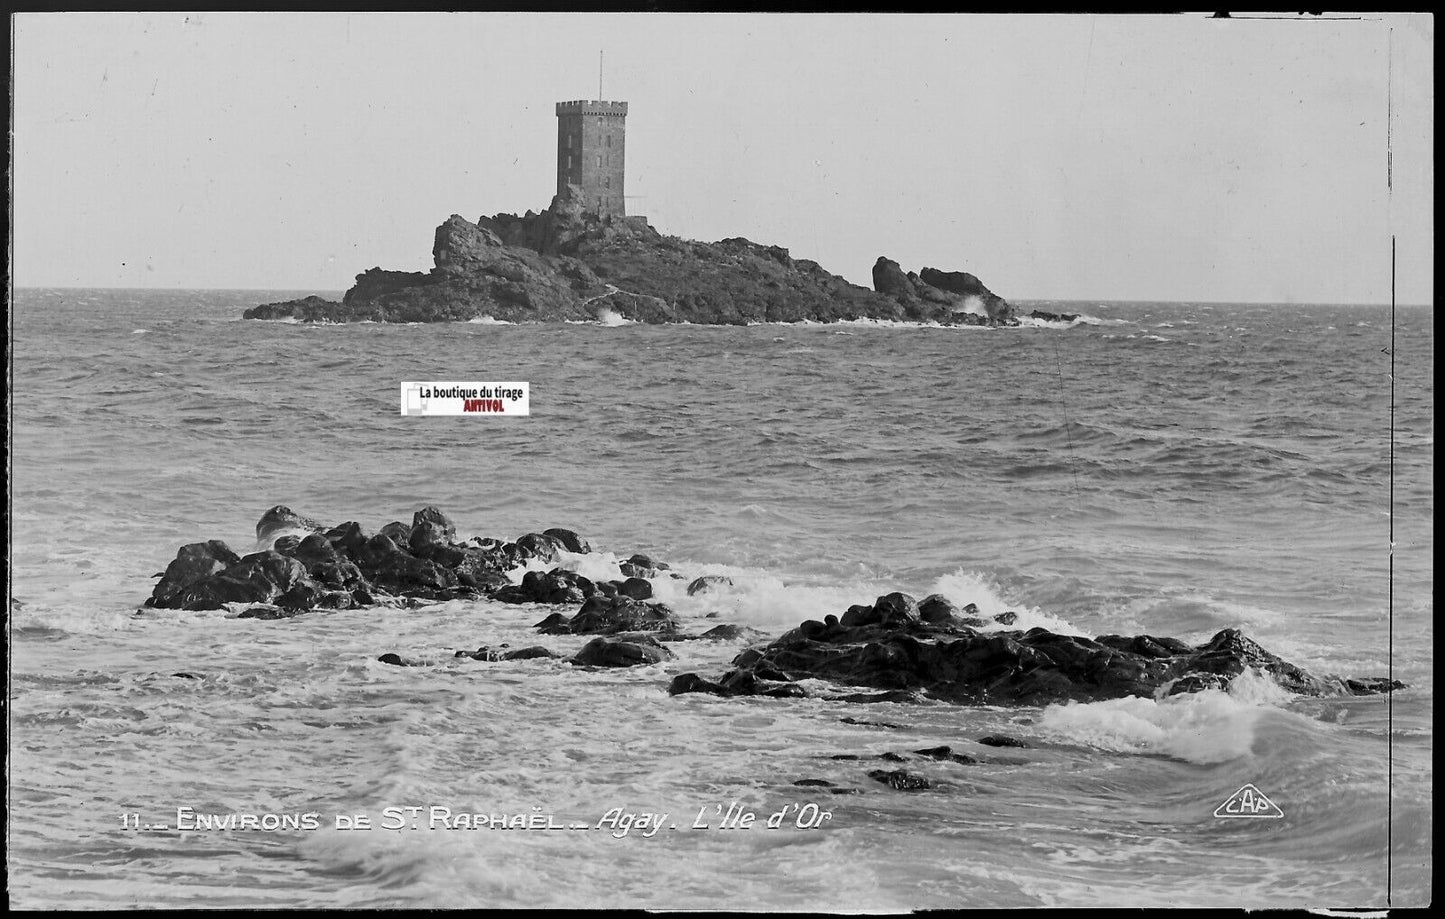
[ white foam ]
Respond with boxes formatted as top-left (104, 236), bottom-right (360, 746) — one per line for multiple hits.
top-left (1017, 315), bottom-right (1082, 330)
top-left (1036, 668), bottom-right (1294, 763)
top-left (595, 307), bottom-right (634, 327)
top-left (927, 569), bottom-right (1087, 636)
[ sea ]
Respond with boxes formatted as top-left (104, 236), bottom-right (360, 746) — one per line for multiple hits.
top-left (7, 288), bottom-right (1433, 910)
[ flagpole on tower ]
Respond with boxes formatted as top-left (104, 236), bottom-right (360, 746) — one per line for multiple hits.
top-left (599, 50), bottom-right (603, 100)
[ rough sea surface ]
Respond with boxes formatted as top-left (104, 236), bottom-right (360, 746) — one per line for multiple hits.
top-left (8, 289), bottom-right (1433, 909)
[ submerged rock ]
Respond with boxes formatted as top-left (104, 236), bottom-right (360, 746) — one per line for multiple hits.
top-left (867, 769), bottom-right (932, 791)
top-left (913, 746), bottom-right (980, 764)
top-left (977, 735), bottom-right (1030, 749)
top-left (457, 645), bottom-right (559, 662)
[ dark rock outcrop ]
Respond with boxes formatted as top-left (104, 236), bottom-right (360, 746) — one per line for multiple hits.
top-left (571, 634), bottom-right (675, 667)
top-left (540, 595), bottom-right (682, 637)
top-left (492, 567), bottom-right (598, 605)
top-left (245, 188), bottom-right (1015, 327)
top-left (868, 770), bottom-right (932, 791)
top-left (144, 506), bottom-right (555, 611)
top-left (668, 593), bottom-right (1406, 705)
top-left (978, 735), bottom-right (1029, 749)
top-left (148, 541), bottom-right (243, 608)
top-left (457, 645), bottom-right (560, 662)
top-left (1027, 308), bottom-right (1080, 323)
top-left (543, 527), bottom-right (591, 554)
top-left (687, 575), bottom-right (734, 596)
top-left (256, 505), bottom-right (325, 543)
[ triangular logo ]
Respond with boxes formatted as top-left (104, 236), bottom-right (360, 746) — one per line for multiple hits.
top-left (1213, 783), bottom-right (1283, 819)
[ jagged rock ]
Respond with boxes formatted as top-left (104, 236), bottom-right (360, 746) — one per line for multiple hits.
top-left (412, 506), bottom-right (456, 542)
top-left (408, 521), bottom-right (449, 552)
top-left (680, 596), bottom-right (1406, 705)
top-left (491, 567), bottom-right (595, 605)
top-left (543, 527), bottom-right (591, 553)
top-left (696, 624), bottom-right (764, 642)
top-left (571, 635), bottom-right (675, 667)
top-left (918, 267), bottom-right (1014, 323)
top-left (272, 535), bottom-right (302, 555)
top-left (325, 521), bottom-right (369, 559)
top-left (553, 595), bottom-right (682, 636)
top-left (616, 577), bottom-right (653, 600)
top-left (356, 533), bottom-right (458, 597)
top-left (1028, 308), bottom-right (1080, 323)
top-left (291, 534), bottom-right (365, 588)
top-left (378, 521), bottom-right (412, 546)
top-left (917, 594), bottom-right (958, 623)
top-left (687, 575), bottom-right (733, 596)
top-left (173, 550), bottom-right (313, 610)
top-left (453, 547), bottom-right (512, 591)
top-left (256, 505), bottom-right (325, 543)
top-left (511, 533), bottom-right (562, 565)
top-left (147, 541), bottom-right (242, 608)
top-left (534, 612), bottom-right (571, 635)
top-left (147, 507), bottom-right (527, 611)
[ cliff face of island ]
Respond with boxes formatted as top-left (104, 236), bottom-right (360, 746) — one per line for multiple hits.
top-left (243, 186), bottom-right (1024, 326)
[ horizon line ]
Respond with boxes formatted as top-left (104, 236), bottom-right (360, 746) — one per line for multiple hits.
top-left (6, 285), bottom-right (1430, 310)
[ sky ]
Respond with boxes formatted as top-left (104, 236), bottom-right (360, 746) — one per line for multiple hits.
top-left (9, 12), bottom-right (1434, 304)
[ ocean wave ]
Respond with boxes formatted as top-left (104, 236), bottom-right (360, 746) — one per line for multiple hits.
top-left (1035, 668), bottom-right (1298, 763)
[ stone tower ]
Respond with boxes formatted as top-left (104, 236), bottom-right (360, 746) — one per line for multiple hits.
top-left (556, 100), bottom-right (627, 219)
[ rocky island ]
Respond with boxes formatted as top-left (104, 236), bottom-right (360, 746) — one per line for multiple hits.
top-left (247, 97), bottom-right (1077, 326)
top-left (243, 186), bottom-right (1057, 327)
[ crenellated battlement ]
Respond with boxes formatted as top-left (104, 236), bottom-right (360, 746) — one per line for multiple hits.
top-left (555, 100), bottom-right (628, 117)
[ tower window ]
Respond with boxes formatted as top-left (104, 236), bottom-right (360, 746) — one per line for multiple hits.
top-left (604, 176), bottom-right (610, 188)
top-left (606, 135), bottom-right (611, 148)
top-left (597, 155), bottom-right (602, 168)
